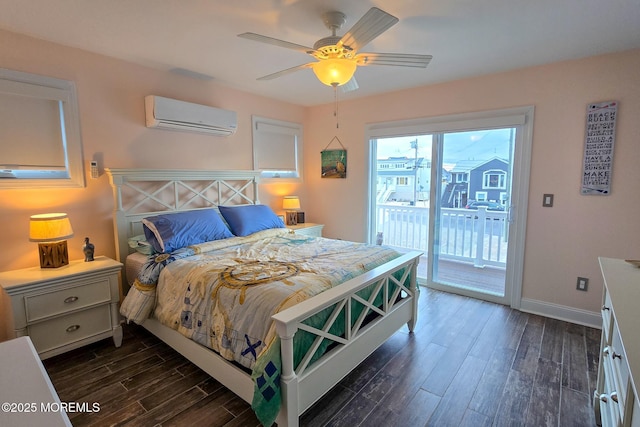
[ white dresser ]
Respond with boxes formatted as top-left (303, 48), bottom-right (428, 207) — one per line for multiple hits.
top-left (0, 256), bottom-right (123, 359)
top-left (0, 336), bottom-right (72, 426)
top-left (595, 258), bottom-right (640, 427)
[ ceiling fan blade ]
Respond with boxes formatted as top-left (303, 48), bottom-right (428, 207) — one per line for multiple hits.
top-left (339, 7), bottom-right (399, 52)
top-left (355, 52), bottom-right (433, 68)
top-left (256, 63), bottom-right (314, 81)
top-left (238, 32), bottom-right (315, 55)
top-left (341, 77), bottom-right (359, 93)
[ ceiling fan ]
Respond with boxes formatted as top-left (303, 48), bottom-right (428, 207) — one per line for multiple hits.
top-left (238, 7), bottom-right (432, 90)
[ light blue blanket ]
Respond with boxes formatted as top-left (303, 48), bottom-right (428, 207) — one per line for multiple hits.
top-left (120, 228), bottom-right (401, 426)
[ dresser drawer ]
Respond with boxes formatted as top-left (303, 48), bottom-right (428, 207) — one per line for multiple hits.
top-left (25, 278), bottom-right (112, 322)
top-left (601, 289), bottom-right (613, 344)
top-left (28, 305), bottom-right (112, 354)
top-left (600, 349), bottom-right (623, 427)
top-left (611, 324), bottom-right (631, 414)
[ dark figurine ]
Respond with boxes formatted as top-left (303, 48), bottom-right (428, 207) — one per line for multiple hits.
top-left (83, 237), bottom-right (95, 262)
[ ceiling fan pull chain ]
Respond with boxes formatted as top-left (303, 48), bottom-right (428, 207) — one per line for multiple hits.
top-left (333, 83), bottom-right (339, 129)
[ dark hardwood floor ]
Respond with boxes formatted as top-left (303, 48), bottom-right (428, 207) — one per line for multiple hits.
top-left (44, 287), bottom-right (601, 427)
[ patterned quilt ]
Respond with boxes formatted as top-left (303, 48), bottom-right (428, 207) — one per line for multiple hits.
top-left (120, 228), bottom-right (401, 426)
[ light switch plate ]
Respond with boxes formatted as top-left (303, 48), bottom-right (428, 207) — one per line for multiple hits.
top-left (543, 194), bottom-right (554, 207)
top-left (576, 277), bottom-right (589, 291)
top-left (90, 161), bottom-right (99, 179)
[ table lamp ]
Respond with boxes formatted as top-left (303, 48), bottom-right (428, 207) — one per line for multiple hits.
top-left (282, 196), bottom-right (301, 226)
top-left (29, 213), bottom-right (74, 268)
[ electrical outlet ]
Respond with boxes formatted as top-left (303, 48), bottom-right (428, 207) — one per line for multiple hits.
top-left (576, 277), bottom-right (589, 291)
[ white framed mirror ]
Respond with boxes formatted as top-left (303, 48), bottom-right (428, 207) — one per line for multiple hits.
top-left (0, 68), bottom-right (85, 188)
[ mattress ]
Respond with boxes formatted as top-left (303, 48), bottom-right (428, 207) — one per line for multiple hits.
top-left (125, 252), bottom-right (148, 286)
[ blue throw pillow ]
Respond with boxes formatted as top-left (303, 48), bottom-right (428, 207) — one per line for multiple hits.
top-left (218, 204), bottom-right (285, 237)
top-left (142, 209), bottom-right (233, 253)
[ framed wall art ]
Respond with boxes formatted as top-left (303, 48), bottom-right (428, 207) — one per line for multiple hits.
top-left (321, 136), bottom-right (347, 179)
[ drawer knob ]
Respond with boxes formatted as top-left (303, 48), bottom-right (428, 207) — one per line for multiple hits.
top-left (64, 296), bottom-right (79, 304)
top-left (611, 392), bottom-right (618, 403)
top-left (66, 324), bottom-right (80, 333)
top-left (601, 305), bottom-right (610, 311)
top-left (612, 352), bottom-right (622, 360)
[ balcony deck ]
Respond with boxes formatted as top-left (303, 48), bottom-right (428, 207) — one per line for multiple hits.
top-left (415, 254), bottom-right (506, 295)
top-left (378, 203), bottom-right (508, 296)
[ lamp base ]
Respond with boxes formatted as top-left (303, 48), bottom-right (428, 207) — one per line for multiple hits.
top-left (286, 211), bottom-right (298, 226)
top-left (38, 241), bottom-right (69, 268)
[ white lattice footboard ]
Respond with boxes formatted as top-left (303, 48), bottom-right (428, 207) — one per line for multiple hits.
top-left (273, 251), bottom-right (420, 426)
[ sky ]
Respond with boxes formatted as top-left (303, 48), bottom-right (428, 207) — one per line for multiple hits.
top-left (375, 128), bottom-right (514, 164)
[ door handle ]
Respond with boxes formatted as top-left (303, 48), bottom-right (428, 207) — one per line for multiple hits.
top-left (507, 205), bottom-right (515, 223)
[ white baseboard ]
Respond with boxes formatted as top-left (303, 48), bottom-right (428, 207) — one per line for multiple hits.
top-left (520, 298), bottom-right (601, 329)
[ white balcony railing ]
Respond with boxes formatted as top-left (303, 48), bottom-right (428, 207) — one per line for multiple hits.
top-left (376, 204), bottom-right (508, 268)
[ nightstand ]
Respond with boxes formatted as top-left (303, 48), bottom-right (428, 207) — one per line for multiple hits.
top-left (288, 223), bottom-right (324, 237)
top-left (0, 256), bottom-right (123, 359)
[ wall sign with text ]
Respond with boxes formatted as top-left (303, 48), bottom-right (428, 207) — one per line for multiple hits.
top-left (581, 101), bottom-right (617, 195)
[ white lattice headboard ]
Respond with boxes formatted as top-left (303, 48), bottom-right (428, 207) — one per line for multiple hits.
top-left (106, 169), bottom-right (261, 287)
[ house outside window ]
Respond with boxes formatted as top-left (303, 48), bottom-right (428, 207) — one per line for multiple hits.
top-left (452, 172), bottom-right (468, 183)
top-left (483, 170), bottom-right (506, 189)
top-left (475, 191), bottom-right (488, 201)
top-left (397, 177), bottom-right (409, 185)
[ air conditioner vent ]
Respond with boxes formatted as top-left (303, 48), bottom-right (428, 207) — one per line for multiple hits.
top-left (145, 95), bottom-right (237, 136)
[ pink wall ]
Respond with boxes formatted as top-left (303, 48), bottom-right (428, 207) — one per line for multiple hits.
top-left (0, 30), bottom-right (306, 340)
top-left (0, 29), bottom-right (305, 274)
top-left (304, 49), bottom-right (640, 315)
top-left (1, 27), bottom-right (638, 339)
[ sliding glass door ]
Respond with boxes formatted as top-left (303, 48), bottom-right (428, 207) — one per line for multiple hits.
top-left (368, 107), bottom-right (533, 306)
top-left (372, 135), bottom-right (432, 266)
top-left (429, 128), bottom-right (514, 299)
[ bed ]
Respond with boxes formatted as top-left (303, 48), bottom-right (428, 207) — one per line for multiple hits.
top-left (106, 168), bottom-right (421, 427)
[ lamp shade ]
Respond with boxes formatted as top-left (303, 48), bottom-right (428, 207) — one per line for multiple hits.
top-left (29, 213), bottom-right (74, 242)
top-left (312, 59), bottom-right (357, 87)
top-left (282, 196), bottom-right (301, 210)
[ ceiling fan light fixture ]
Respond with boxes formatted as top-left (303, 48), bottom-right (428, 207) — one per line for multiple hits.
top-left (312, 58), bottom-right (357, 86)
top-left (242, 7), bottom-right (431, 89)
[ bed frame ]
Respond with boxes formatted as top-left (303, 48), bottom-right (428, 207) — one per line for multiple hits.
top-left (106, 168), bottom-right (421, 426)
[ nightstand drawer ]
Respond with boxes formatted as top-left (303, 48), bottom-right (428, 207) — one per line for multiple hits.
top-left (28, 305), bottom-right (112, 354)
top-left (25, 278), bottom-right (112, 322)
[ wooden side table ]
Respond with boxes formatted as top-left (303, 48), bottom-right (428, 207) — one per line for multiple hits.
top-left (0, 256), bottom-right (123, 359)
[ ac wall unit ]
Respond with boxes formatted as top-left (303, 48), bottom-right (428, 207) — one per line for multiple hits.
top-left (145, 95), bottom-right (237, 136)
